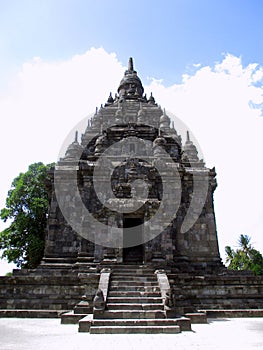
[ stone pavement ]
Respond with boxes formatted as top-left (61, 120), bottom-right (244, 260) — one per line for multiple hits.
top-left (0, 317), bottom-right (263, 350)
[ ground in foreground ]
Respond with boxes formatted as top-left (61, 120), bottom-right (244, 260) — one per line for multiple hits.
top-left (0, 317), bottom-right (262, 350)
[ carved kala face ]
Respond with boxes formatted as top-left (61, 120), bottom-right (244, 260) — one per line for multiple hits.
top-left (126, 83), bottom-right (143, 96)
top-left (127, 83), bottom-right (136, 94)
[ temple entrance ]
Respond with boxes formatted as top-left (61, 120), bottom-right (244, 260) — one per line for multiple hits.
top-left (123, 217), bottom-right (143, 264)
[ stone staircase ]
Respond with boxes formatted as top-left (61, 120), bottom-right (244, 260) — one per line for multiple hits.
top-left (77, 265), bottom-right (191, 333)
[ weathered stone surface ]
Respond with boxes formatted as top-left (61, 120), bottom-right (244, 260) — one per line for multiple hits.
top-left (1, 58), bottom-right (263, 335)
top-left (0, 274), bottom-right (99, 311)
top-left (42, 57), bottom-right (222, 271)
top-left (184, 313), bottom-right (207, 324)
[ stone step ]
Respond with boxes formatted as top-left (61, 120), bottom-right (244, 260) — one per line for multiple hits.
top-left (80, 317), bottom-right (191, 330)
top-left (111, 275), bottom-right (157, 282)
top-left (104, 264), bottom-right (152, 270)
top-left (109, 286), bottom-right (160, 293)
top-left (112, 267), bottom-right (154, 271)
top-left (107, 303), bottom-right (164, 311)
top-left (107, 297), bottom-right (163, 303)
top-left (90, 318), bottom-right (179, 327)
top-left (73, 300), bottom-right (92, 314)
top-left (94, 310), bottom-right (166, 319)
top-left (112, 271), bottom-right (155, 276)
top-left (108, 291), bottom-right (161, 297)
top-left (89, 325), bottom-right (181, 334)
top-left (110, 281), bottom-right (159, 288)
top-left (61, 311), bottom-right (86, 324)
top-left (111, 272), bottom-right (155, 277)
top-left (184, 312), bottom-right (207, 324)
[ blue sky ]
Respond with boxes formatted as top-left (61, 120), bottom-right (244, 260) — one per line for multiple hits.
top-left (1, 0), bottom-right (263, 274)
top-left (1, 0), bottom-right (263, 86)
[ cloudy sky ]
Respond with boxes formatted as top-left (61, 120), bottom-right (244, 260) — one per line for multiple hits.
top-left (1, 0), bottom-right (263, 274)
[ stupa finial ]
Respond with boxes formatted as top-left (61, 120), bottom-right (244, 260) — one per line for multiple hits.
top-left (75, 130), bottom-right (78, 142)
top-left (186, 130), bottom-right (190, 142)
top-left (128, 57), bottom-right (134, 71)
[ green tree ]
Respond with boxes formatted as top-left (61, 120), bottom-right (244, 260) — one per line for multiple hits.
top-left (0, 162), bottom-right (54, 268)
top-left (225, 234), bottom-right (263, 275)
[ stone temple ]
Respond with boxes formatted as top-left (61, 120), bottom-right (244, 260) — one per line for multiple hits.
top-left (45, 57), bottom-right (221, 271)
top-left (1, 58), bottom-right (263, 333)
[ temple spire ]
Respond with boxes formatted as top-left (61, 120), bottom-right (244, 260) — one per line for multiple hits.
top-left (117, 57), bottom-right (144, 98)
top-left (186, 130), bottom-right (190, 142)
top-left (128, 57), bottom-right (134, 71)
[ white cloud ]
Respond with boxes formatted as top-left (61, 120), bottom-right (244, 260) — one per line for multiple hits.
top-left (1, 49), bottom-right (263, 274)
top-left (145, 53), bottom-right (263, 257)
top-left (0, 46), bottom-right (123, 200)
top-left (0, 47), bottom-right (124, 274)
top-left (193, 63), bottom-right (201, 68)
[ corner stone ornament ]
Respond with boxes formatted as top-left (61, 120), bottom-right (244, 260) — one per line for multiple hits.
top-left (93, 288), bottom-right (105, 311)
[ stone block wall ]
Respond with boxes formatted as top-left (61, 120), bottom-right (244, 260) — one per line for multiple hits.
top-left (0, 273), bottom-right (99, 311)
top-left (0, 269), bottom-right (263, 314)
top-left (169, 273), bottom-right (263, 313)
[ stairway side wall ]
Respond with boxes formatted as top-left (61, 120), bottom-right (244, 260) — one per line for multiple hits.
top-left (0, 274), bottom-right (99, 310)
top-left (169, 273), bottom-right (263, 312)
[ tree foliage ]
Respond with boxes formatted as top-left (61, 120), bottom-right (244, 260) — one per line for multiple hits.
top-left (225, 234), bottom-right (263, 275)
top-left (0, 162), bottom-right (54, 268)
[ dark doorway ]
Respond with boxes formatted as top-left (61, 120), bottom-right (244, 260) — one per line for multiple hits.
top-left (123, 217), bottom-right (143, 264)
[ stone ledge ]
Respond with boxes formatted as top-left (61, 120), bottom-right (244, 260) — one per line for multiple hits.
top-left (61, 311), bottom-right (87, 324)
top-left (184, 312), bottom-right (207, 323)
top-left (89, 325), bottom-right (181, 334)
top-left (199, 309), bottom-right (263, 318)
top-left (0, 309), bottom-right (67, 318)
